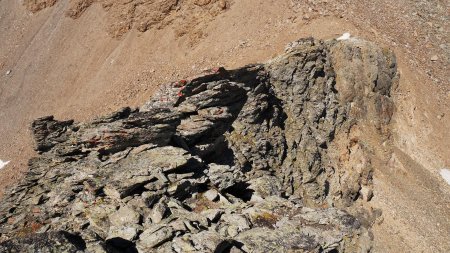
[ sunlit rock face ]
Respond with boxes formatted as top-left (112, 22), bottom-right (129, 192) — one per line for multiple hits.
top-left (0, 38), bottom-right (396, 253)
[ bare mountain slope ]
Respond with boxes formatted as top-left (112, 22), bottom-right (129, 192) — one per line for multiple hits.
top-left (0, 0), bottom-right (449, 252)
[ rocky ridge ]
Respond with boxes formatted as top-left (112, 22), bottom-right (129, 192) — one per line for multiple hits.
top-left (0, 38), bottom-right (396, 252)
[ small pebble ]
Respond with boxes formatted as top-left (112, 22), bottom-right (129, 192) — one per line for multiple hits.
top-left (0, 160), bottom-right (10, 170)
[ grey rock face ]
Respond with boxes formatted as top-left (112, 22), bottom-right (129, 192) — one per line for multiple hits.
top-left (0, 38), bottom-right (396, 252)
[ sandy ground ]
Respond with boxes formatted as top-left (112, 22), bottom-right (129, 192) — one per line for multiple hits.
top-left (0, 0), bottom-right (449, 251)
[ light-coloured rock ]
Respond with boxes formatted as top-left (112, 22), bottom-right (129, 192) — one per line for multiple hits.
top-left (201, 209), bottom-right (223, 223)
top-left (104, 176), bottom-right (154, 199)
top-left (221, 214), bottom-right (251, 233)
top-left (85, 204), bottom-right (117, 238)
top-left (151, 201), bottom-right (169, 223)
top-left (203, 189), bottom-right (219, 201)
top-left (248, 176), bottom-right (282, 199)
top-left (109, 206), bottom-right (141, 227)
top-left (189, 231), bottom-right (226, 252)
top-left (107, 225), bottom-right (140, 241)
top-left (85, 242), bottom-right (108, 253)
top-left (137, 226), bottom-right (174, 250)
top-left (172, 236), bottom-right (196, 252)
top-left (143, 146), bottom-right (193, 172)
top-left (360, 185), bottom-right (374, 201)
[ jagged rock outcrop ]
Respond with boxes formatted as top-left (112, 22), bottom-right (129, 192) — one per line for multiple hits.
top-left (0, 38), bottom-right (396, 252)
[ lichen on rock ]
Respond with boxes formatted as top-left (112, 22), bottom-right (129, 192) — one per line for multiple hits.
top-left (0, 37), bottom-right (396, 252)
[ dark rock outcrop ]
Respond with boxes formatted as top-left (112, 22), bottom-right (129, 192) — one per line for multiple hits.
top-left (0, 38), bottom-right (396, 252)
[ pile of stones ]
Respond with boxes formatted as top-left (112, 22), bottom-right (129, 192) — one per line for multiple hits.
top-left (0, 37), bottom-right (397, 252)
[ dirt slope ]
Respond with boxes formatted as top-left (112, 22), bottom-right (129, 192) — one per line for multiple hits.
top-left (0, 0), bottom-right (449, 251)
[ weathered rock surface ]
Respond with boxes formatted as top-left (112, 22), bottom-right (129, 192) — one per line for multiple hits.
top-left (0, 38), bottom-right (396, 252)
